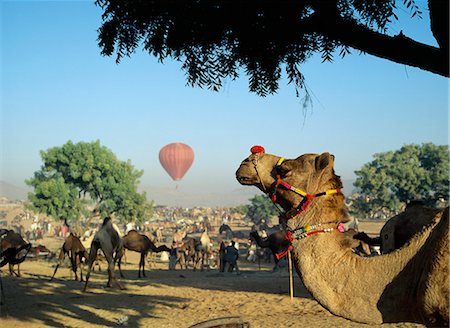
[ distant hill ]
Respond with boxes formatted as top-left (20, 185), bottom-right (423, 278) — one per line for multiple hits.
top-left (0, 179), bottom-right (356, 208)
top-left (0, 180), bottom-right (259, 208)
top-left (0, 181), bottom-right (29, 201)
top-left (140, 186), bottom-right (261, 207)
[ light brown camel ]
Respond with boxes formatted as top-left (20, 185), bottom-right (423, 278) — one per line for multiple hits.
top-left (83, 217), bottom-right (124, 292)
top-left (196, 228), bottom-right (211, 271)
top-left (118, 230), bottom-right (170, 278)
top-left (50, 233), bottom-right (88, 281)
top-left (236, 148), bottom-right (449, 326)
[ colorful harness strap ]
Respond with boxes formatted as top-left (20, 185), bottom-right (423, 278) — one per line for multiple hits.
top-left (270, 157), bottom-right (341, 218)
top-left (275, 223), bottom-right (347, 260)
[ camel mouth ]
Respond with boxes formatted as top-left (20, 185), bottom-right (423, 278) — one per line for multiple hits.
top-left (236, 175), bottom-right (255, 185)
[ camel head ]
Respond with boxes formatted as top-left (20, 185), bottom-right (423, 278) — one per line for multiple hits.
top-left (236, 148), bottom-right (345, 223)
top-left (235, 146), bottom-right (282, 192)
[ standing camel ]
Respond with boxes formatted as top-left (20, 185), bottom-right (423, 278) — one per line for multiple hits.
top-left (119, 230), bottom-right (170, 278)
top-left (83, 217), bottom-right (124, 291)
top-left (195, 228), bottom-right (211, 271)
top-left (0, 229), bottom-right (31, 277)
top-left (50, 233), bottom-right (87, 281)
top-left (236, 147), bottom-right (448, 326)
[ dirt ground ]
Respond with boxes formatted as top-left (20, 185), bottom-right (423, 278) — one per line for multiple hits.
top-left (1, 234), bottom-right (424, 328)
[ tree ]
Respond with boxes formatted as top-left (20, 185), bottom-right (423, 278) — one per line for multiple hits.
top-left (246, 194), bottom-right (279, 223)
top-left (353, 143), bottom-right (449, 217)
top-left (26, 140), bottom-right (147, 225)
top-left (95, 0), bottom-right (448, 98)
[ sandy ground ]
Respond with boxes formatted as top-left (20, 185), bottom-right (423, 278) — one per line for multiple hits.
top-left (0, 234), bottom-right (424, 328)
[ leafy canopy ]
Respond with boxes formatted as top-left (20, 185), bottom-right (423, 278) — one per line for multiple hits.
top-left (246, 194), bottom-right (279, 223)
top-left (26, 140), bottom-right (147, 224)
top-left (353, 143), bottom-right (449, 217)
top-left (95, 0), bottom-right (448, 99)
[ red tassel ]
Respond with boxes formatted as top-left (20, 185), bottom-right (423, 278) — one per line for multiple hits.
top-left (250, 145), bottom-right (265, 154)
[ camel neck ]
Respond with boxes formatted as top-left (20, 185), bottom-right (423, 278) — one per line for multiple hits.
top-left (291, 210), bottom-right (443, 324)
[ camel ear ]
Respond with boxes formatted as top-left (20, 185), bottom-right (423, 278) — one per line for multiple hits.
top-left (315, 153), bottom-right (334, 171)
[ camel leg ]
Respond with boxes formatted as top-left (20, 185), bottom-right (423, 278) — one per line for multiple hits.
top-left (0, 273), bottom-right (5, 309)
top-left (50, 263), bottom-right (61, 281)
top-left (117, 253), bottom-right (125, 278)
top-left (113, 249), bottom-right (125, 290)
top-left (79, 253), bottom-right (84, 282)
top-left (71, 254), bottom-right (78, 281)
top-left (104, 250), bottom-right (123, 290)
top-left (83, 243), bottom-right (99, 292)
top-left (139, 253), bottom-right (144, 278)
top-left (50, 248), bottom-right (66, 281)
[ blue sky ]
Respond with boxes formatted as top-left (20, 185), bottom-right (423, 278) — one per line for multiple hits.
top-left (1, 1), bottom-right (448, 206)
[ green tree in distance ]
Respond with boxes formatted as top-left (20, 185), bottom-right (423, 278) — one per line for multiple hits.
top-left (353, 143), bottom-right (449, 217)
top-left (95, 0), bottom-right (448, 99)
top-left (246, 194), bottom-right (279, 224)
top-left (26, 140), bottom-right (148, 226)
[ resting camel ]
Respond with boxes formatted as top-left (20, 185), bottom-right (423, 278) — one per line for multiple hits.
top-left (236, 147), bottom-right (449, 326)
top-left (83, 217), bottom-right (124, 291)
top-left (354, 201), bottom-right (441, 255)
top-left (118, 230), bottom-right (170, 278)
top-left (51, 233), bottom-right (87, 281)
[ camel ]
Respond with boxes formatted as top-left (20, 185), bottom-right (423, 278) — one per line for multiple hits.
top-left (249, 230), bottom-right (291, 271)
top-left (379, 201), bottom-right (442, 253)
top-left (236, 148), bottom-right (449, 326)
top-left (172, 227), bottom-right (188, 247)
top-left (0, 229), bottom-right (31, 277)
top-left (353, 201), bottom-right (441, 255)
top-left (0, 229), bottom-right (31, 307)
top-left (83, 217), bottom-right (124, 291)
top-left (118, 230), bottom-right (170, 278)
top-left (50, 233), bottom-right (88, 281)
top-left (196, 228), bottom-right (211, 271)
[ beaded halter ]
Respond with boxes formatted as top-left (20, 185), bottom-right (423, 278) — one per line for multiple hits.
top-left (249, 145), bottom-right (346, 259)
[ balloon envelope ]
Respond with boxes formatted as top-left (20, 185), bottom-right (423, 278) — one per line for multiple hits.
top-left (159, 143), bottom-right (194, 181)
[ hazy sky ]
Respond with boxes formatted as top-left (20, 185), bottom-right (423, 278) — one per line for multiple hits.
top-left (1, 1), bottom-right (448, 205)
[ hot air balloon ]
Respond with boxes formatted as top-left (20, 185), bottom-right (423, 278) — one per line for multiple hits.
top-left (159, 143), bottom-right (194, 181)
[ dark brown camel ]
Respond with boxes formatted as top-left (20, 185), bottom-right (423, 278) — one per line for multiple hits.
top-left (118, 230), bottom-right (170, 278)
top-left (0, 229), bottom-right (31, 308)
top-left (249, 230), bottom-right (291, 271)
top-left (50, 233), bottom-right (88, 281)
top-left (83, 217), bottom-right (124, 292)
top-left (0, 229), bottom-right (31, 277)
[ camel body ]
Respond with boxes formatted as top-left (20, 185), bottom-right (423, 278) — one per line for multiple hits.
top-left (236, 150), bottom-right (449, 326)
top-left (51, 233), bottom-right (87, 281)
top-left (0, 229), bottom-right (31, 276)
top-left (379, 202), bottom-right (442, 253)
top-left (119, 230), bottom-right (170, 278)
top-left (83, 217), bottom-right (124, 291)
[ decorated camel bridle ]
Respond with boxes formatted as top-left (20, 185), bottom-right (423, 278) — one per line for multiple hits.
top-left (249, 145), bottom-right (346, 259)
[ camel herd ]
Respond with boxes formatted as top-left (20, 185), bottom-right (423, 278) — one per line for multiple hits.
top-left (236, 149), bottom-right (449, 326)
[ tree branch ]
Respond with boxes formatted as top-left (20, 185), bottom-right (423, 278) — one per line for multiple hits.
top-left (311, 13), bottom-right (449, 77)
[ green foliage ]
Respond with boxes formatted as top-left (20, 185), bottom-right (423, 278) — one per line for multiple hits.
top-left (353, 143), bottom-right (449, 217)
top-left (26, 140), bottom-right (147, 224)
top-left (94, 0), bottom-right (447, 98)
top-left (246, 194), bottom-right (279, 223)
top-left (232, 204), bottom-right (248, 216)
